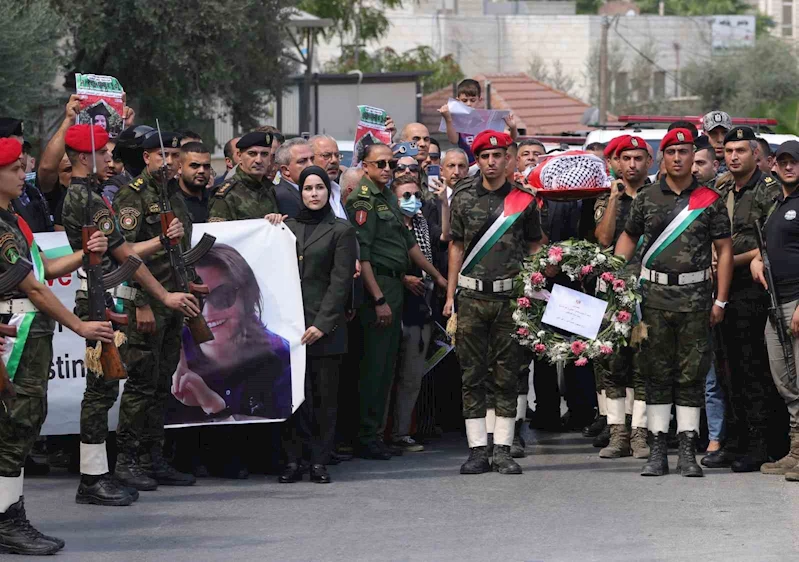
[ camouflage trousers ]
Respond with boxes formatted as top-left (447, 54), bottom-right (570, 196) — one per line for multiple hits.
top-left (115, 301), bottom-right (183, 454)
top-left (485, 343), bottom-right (531, 409)
top-left (0, 335), bottom-right (52, 477)
top-left (638, 306), bottom-right (711, 407)
top-left (601, 345), bottom-right (645, 401)
top-left (457, 296), bottom-right (521, 419)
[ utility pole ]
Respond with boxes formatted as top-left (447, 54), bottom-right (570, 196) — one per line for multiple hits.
top-left (354, 0), bottom-right (362, 68)
top-left (598, 16), bottom-right (610, 126)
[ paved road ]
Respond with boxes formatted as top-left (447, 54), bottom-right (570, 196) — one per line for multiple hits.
top-left (24, 427), bottom-right (799, 561)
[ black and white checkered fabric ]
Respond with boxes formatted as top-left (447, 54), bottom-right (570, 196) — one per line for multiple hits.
top-left (536, 152), bottom-right (610, 190)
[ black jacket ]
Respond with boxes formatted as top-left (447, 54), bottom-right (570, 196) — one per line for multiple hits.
top-left (275, 179), bottom-right (303, 219)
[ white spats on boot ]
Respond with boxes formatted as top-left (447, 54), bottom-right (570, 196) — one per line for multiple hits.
top-left (516, 395), bottom-right (527, 421)
top-left (606, 397), bottom-right (626, 425)
top-left (80, 442), bottom-right (109, 476)
top-left (632, 400), bottom-right (648, 429)
top-left (625, 388), bottom-right (634, 416)
top-left (0, 474), bottom-right (23, 513)
top-left (676, 405), bottom-right (701, 433)
top-left (597, 390), bottom-right (607, 416)
top-left (647, 403), bottom-right (672, 435)
top-left (494, 416), bottom-right (515, 446)
top-left (485, 408), bottom-right (496, 434)
top-left (465, 418), bottom-right (488, 448)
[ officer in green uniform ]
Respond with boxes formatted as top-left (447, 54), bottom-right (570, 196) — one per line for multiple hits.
top-left (0, 138), bottom-right (114, 555)
top-left (594, 135), bottom-right (652, 460)
top-left (208, 132), bottom-right (279, 222)
top-left (112, 130), bottom-right (198, 488)
top-left (345, 142), bottom-right (445, 460)
top-left (615, 128), bottom-right (733, 478)
top-left (59, 124), bottom-right (200, 505)
top-left (445, 130), bottom-right (542, 476)
top-left (703, 126), bottom-right (784, 472)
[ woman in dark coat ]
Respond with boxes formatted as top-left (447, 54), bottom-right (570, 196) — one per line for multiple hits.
top-left (280, 166), bottom-right (357, 484)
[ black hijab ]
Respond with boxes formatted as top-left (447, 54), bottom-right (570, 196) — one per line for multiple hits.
top-left (295, 166), bottom-right (333, 225)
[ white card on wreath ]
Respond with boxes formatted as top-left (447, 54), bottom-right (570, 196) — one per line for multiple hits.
top-left (541, 284), bottom-right (608, 340)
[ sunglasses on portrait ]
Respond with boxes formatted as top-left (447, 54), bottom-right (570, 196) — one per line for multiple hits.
top-left (364, 159), bottom-right (398, 170)
top-left (207, 283), bottom-right (238, 309)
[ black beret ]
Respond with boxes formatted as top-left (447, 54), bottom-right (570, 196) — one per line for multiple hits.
top-left (693, 134), bottom-right (712, 150)
top-left (723, 126), bottom-right (757, 144)
top-left (236, 132), bottom-right (273, 150)
top-left (141, 131), bottom-right (182, 150)
top-left (0, 118), bottom-right (23, 138)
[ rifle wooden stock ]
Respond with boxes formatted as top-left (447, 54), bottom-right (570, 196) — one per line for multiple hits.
top-left (160, 210), bottom-right (180, 247)
top-left (82, 225), bottom-right (102, 267)
top-left (188, 282), bottom-right (209, 295)
top-left (99, 342), bottom-right (127, 381)
top-left (186, 315), bottom-right (213, 344)
top-left (106, 309), bottom-right (128, 325)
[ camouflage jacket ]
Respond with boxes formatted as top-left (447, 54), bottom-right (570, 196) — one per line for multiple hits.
top-left (113, 169), bottom-right (193, 301)
top-left (450, 174), bottom-right (542, 301)
top-left (60, 177), bottom-right (128, 301)
top-left (345, 176), bottom-right (415, 275)
top-left (207, 167), bottom-right (278, 222)
top-left (594, 180), bottom-right (650, 249)
top-left (0, 206), bottom-right (54, 337)
top-left (624, 176), bottom-right (731, 312)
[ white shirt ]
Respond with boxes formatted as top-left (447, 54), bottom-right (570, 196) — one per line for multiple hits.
top-left (330, 181), bottom-right (347, 219)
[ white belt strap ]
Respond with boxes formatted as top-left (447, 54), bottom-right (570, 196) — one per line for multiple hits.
top-left (78, 280), bottom-right (138, 301)
top-left (639, 266), bottom-right (711, 286)
top-left (0, 299), bottom-right (37, 314)
top-left (457, 274), bottom-right (513, 293)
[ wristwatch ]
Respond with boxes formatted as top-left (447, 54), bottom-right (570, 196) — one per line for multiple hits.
top-left (714, 299), bottom-right (727, 309)
top-left (374, 296), bottom-right (387, 307)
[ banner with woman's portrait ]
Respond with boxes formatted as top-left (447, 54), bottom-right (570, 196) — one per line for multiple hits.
top-left (38, 220), bottom-right (306, 435)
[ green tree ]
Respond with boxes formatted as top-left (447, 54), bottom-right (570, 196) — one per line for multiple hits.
top-left (637, 0), bottom-right (774, 35)
top-left (528, 55), bottom-right (576, 96)
top-left (299, 0), bottom-right (404, 48)
top-left (0, 2), bottom-right (61, 121)
top-left (51, 0), bottom-right (293, 132)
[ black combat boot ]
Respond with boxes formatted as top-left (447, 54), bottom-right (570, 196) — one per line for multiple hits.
top-left (511, 421), bottom-right (526, 458)
top-left (641, 432), bottom-right (669, 476)
top-left (76, 473), bottom-right (135, 506)
top-left (592, 423), bottom-right (611, 448)
top-left (310, 464), bottom-right (331, 484)
top-left (582, 414), bottom-right (606, 438)
top-left (0, 498), bottom-right (62, 555)
top-left (115, 451), bottom-right (158, 491)
top-left (675, 431), bottom-right (704, 477)
top-left (731, 430), bottom-right (769, 473)
top-left (460, 446), bottom-right (491, 475)
top-left (492, 445), bottom-right (523, 475)
top-left (701, 446), bottom-right (737, 468)
top-left (140, 446), bottom-right (196, 486)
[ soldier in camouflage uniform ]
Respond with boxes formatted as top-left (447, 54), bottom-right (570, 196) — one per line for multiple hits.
top-left (701, 126), bottom-right (785, 473)
top-left (208, 132), bottom-right (279, 222)
top-left (445, 130), bottom-right (542, 475)
top-left (615, 128), bottom-right (733, 477)
top-left (593, 136), bottom-right (651, 460)
top-left (0, 138), bottom-right (114, 555)
top-left (112, 130), bottom-right (198, 489)
top-left (60, 125), bottom-right (200, 505)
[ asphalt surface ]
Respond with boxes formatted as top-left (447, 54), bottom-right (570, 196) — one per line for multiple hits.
top-left (21, 425), bottom-right (799, 562)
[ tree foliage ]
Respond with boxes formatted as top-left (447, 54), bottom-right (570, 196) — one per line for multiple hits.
top-left (298, 0), bottom-right (404, 47)
top-left (51, 0), bottom-right (294, 131)
top-left (528, 55), bottom-right (576, 96)
top-left (0, 2), bottom-right (61, 121)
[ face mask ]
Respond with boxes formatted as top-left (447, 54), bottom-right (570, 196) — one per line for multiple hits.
top-left (399, 195), bottom-right (422, 216)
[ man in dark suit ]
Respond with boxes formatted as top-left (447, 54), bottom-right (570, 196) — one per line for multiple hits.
top-left (274, 138), bottom-right (313, 218)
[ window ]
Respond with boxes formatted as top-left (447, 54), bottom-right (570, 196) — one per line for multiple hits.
top-left (784, 25), bottom-right (794, 37)
top-left (654, 71), bottom-right (666, 99)
top-left (784, 3), bottom-right (793, 26)
top-left (636, 75), bottom-right (651, 102)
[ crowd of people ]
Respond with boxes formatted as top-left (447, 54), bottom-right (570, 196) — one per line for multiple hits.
top-left (0, 78), bottom-right (798, 555)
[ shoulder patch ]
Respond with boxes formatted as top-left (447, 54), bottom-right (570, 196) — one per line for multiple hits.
top-left (594, 203), bottom-right (606, 222)
top-left (376, 203), bottom-right (389, 212)
top-left (119, 207), bottom-right (141, 231)
top-left (92, 209), bottom-right (114, 235)
top-left (214, 182), bottom-right (233, 198)
top-left (1, 240), bottom-right (20, 264)
top-left (352, 200), bottom-right (373, 211)
top-left (354, 210), bottom-right (368, 225)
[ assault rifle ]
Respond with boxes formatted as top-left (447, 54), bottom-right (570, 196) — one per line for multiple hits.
top-left (154, 120), bottom-right (215, 344)
top-left (84, 126), bottom-right (142, 380)
top-left (0, 258), bottom-right (34, 405)
top-left (755, 218), bottom-right (796, 380)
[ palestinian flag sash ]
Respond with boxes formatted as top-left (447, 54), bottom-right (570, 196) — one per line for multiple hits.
top-left (2, 217), bottom-right (44, 380)
top-left (641, 186), bottom-right (720, 270)
top-left (461, 188), bottom-right (535, 275)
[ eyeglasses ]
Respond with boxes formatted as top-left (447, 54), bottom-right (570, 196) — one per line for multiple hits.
top-left (428, 154), bottom-right (440, 161)
top-left (396, 163), bottom-right (419, 172)
top-left (315, 152), bottom-right (342, 161)
top-left (207, 282), bottom-right (239, 309)
top-left (364, 159), bottom-right (397, 170)
top-left (401, 191), bottom-right (422, 200)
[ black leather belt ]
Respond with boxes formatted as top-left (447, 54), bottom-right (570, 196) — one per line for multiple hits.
top-left (372, 265), bottom-right (404, 279)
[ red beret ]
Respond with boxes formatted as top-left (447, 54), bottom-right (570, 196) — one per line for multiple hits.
top-left (472, 130), bottom-right (513, 155)
top-left (661, 128), bottom-right (694, 150)
top-left (615, 136), bottom-right (648, 156)
top-left (0, 138), bottom-right (22, 168)
top-left (65, 124), bottom-right (109, 153)
top-left (603, 135), bottom-right (630, 158)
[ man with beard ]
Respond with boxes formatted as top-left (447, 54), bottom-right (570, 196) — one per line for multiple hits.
top-left (310, 135), bottom-right (346, 219)
top-left (177, 142), bottom-right (212, 223)
top-left (692, 137), bottom-right (720, 186)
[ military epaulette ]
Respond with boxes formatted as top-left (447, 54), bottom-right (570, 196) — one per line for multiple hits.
top-left (355, 184), bottom-right (372, 199)
top-left (763, 175), bottom-right (777, 185)
top-left (214, 181), bottom-right (234, 198)
top-left (129, 177), bottom-right (145, 192)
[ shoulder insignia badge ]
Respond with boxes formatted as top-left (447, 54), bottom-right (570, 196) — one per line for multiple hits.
top-left (130, 178), bottom-right (144, 192)
top-left (119, 208), bottom-right (141, 231)
top-left (215, 182), bottom-right (233, 197)
top-left (355, 210), bottom-right (368, 225)
top-left (148, 203), bottom-right (160, 214)
top-left (93, 210), bottom-right (114, 235)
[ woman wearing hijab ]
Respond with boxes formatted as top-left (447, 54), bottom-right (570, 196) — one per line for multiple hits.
top-left (280, 166), bottom-right (357, 484)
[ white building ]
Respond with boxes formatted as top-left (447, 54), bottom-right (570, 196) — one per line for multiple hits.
top-left (757, 0), bottom-right (797, 38)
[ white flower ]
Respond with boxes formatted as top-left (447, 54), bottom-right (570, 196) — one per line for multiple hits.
top-left (596, 253), bottom-right (607, 264)
top-left (537, 330), bottom-right (545, 337)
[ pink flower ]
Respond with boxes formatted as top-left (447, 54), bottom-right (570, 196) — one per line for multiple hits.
top-left (531, 272), bottom-right (545, 285)
top-left (600, 345), bottom-right (613, 355)
top-left (612, 279), bottom-right (626, 292)
top-left (534, 343), bottom-right (546, 353)
top-left (547, 246), bottom-right (563, 263)
top-left (575, 358), bottom-right (588, 367)
top-left (517, 297), bottom-right (531, 308)
top-left (571, 340), bottom-right (587, 355)
top-left (600, 272), bottom-right (616, 283)
top-left (517, 327), bottom-right (530, 337)
top-left (580, 265), bottom-right (593, 276)
top-left (615, 310), bottom-right (631, 323)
